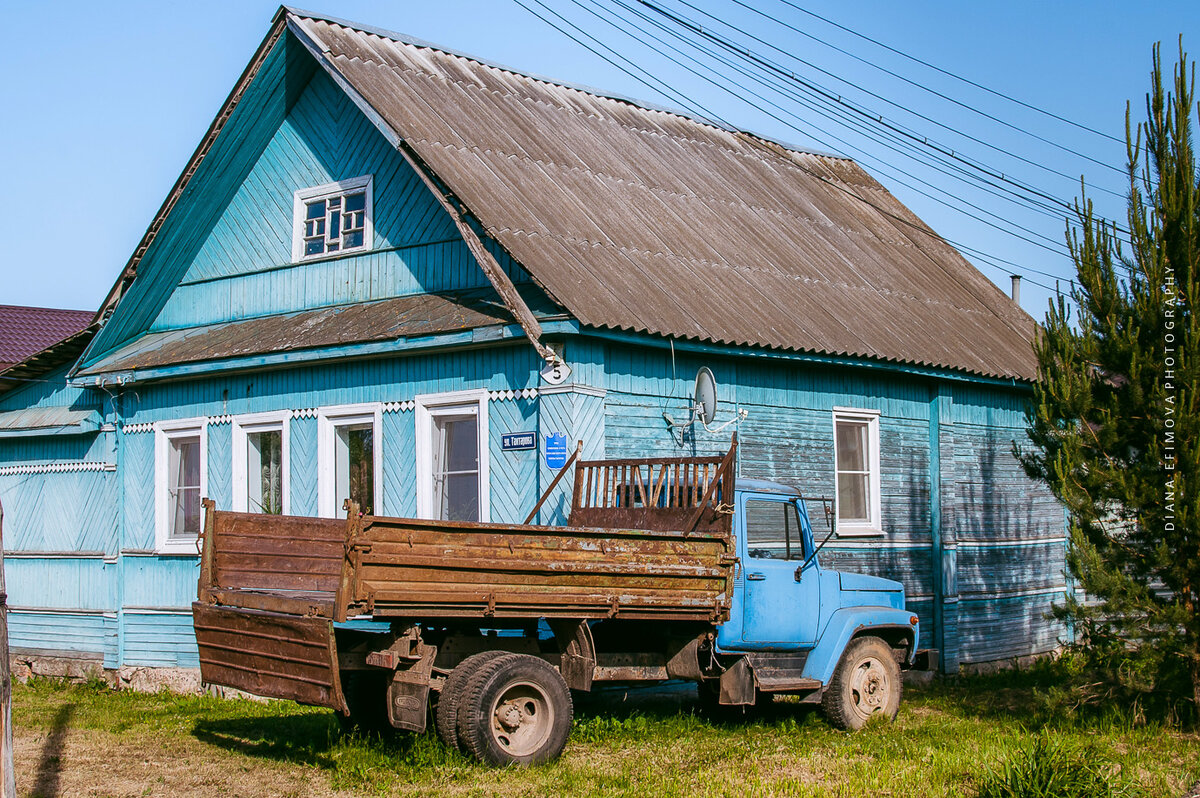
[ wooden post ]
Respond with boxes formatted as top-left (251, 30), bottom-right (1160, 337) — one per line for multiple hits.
top-left (0, 499), bottom-right (15, 798)
top-left (523, 441), bottom-right (584, 525)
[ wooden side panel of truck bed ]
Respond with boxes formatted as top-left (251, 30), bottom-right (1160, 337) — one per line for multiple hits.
top-left (341, 515), bottom-right (734, 621)
top-left (194, 444), bottom-right (737, 706)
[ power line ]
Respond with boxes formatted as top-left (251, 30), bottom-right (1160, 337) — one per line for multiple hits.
top-left (773, 0), bottom-right (1125, 145)
top-left (674, 0), bottom-right (1127, 191)
top-left (592, 0), bottom-right (1074, 256)
top-left (636, 0), bottom-right (1130, 221)
top-left (510, 0), bottom-right (733, 128)
top-left (515, 0), bottom-right (1082, 288)
top-left (715, 0), bottom-right (1128, 181)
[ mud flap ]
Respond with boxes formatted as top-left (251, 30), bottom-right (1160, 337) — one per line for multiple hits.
top-left (192, 602), bottom-right (348, 713)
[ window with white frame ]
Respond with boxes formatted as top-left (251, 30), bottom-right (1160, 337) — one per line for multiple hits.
top-left (832, 409), bottom-right (882, 535)
top-left (155, 420), bottom-right (206, 553)
top-left (292, 176), bottom-right (372, 261)
top-left (232, 413), bottom-right (290, 515)
top-left (318, 405), bottom-right (382, 518)
top-left (416, 391), bottom-right (490, 523)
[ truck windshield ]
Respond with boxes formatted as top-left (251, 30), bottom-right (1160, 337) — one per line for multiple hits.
top-left (744, 499), bottom-right (805, 560)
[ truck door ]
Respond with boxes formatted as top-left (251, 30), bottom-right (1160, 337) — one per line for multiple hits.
top-left (737, 496), bottom-right (821, 648)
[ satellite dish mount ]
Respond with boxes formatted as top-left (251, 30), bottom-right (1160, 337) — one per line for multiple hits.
top-left (663, 367), bottom-right (748, 437)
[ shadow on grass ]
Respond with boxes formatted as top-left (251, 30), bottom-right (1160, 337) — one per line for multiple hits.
top-left (191, 711), bottom-right (441, 770)
top-left (574, 681), bottom-right (822, 729)
top-left (32, 703), bottom-right (74, 798)
top-left (191, 682), bottom-right (825, 773)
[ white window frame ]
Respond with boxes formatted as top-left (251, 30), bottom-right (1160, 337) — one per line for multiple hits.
top-left (317, 403), bottom-right (383, 518)
top-left (832, 407), bottom-right (882, 537)
top-left (232, 411), bottom-right (291, 515)
top-left (291, 175), bottom-right (373, 262)
top-left (154, 418), bottom-right (208, 555)
top-left (415, 389), bottom-right (490, 523)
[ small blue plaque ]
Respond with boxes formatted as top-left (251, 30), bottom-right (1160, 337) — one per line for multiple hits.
top-left (502, 431), bottom-right (536, 451)
top-left (545, 432), bottom-right (568, 469)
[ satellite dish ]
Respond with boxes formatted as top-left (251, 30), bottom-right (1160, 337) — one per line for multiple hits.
top-left (694, 367), bottom-right (718, 426)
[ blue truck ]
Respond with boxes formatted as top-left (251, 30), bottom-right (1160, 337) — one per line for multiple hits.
top-left (193, 439), bottom-right (933, 766)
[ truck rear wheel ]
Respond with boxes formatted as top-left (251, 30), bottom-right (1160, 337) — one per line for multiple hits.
top-left (821, 636), bottom-right (901, 730)
top-left (456, 653), bottom-right (573, 766)
top-left (435, 651), bottom-right (506, 752)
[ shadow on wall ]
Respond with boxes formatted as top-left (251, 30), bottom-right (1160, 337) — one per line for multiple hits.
top-left (955, 429), bottom-right (1065, 663)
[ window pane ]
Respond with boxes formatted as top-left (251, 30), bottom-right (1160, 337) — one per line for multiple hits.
top-left (335, 423), bottom-right (374, 514)
top-left (442, 474), bottom-right (479, 522)
top-left (329, 210), bottom-right (341, 238)
top-left (247, 430), bottom-right (282, 514)
top-left (305, 239), bottom-right (324, 256)
top-left (349, 425), bottom-right (374, 514)
top-left (836, 421), bottom-right (868, 471)
top-left (170, 436), bottom-right (201, 539)
top-left (306, 200), bottom-right (325, 220)
top-left (344, 230), bottom-right (364, 249)
top-left (444, 417), bottom-right (478, 472)
top-left (837, 473), bottom-right (869, 522)
top-left (344, 191), bottom-right (365, 212)
top-left (745, 499), bottom-right (799, 560)
top-left (432, 413), bottom-right (479, 522)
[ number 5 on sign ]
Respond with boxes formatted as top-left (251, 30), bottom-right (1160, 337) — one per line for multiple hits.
top-left (540, 359), bottom-right (571, 385)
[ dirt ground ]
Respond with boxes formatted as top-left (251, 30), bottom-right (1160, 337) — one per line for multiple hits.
top-left (15, 722), bottom-right (350, 798)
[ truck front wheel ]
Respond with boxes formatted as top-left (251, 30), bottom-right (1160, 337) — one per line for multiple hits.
top-left (456, 653), bottom-right (573, 766)
top-left (820, 636), bottom-right (901, 730)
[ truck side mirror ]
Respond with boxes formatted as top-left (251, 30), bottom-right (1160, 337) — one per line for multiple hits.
top-left (794, 565), bottom-right (804, 582)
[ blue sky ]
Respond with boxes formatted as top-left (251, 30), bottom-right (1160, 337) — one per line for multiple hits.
top-left (2, 1), bottom-right (1196, 319)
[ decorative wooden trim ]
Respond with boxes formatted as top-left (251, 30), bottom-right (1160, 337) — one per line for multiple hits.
top-left (0, 462), bottom-right (114, 476)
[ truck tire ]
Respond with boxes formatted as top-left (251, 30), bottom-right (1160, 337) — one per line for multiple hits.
top-left (820, 636), bottom-right (902, 730)
top-left (455, 653), bottom-right (573, 766)
top-left (436, 651), bottom-right (507, 753)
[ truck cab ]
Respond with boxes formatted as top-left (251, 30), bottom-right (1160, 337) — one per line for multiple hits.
top-left (709, 479), bottom-right (922, 720)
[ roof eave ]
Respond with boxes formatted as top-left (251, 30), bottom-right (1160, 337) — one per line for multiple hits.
top-left (80, 9), bottom-right (293, 365)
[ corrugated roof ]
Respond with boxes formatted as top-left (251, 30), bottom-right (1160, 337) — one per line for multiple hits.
top-left (0, 305), bottom-right (93, 370)
top-left (0, 325), bottom-right (96, 398)
top-left (286, 11), bottom-right (1037, 381)
top-left (0, 406), bottom-right (102, 438)
top-left (78, 289), bottom-right (541, 376)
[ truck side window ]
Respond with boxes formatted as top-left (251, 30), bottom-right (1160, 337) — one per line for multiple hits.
top-left (744, 499), bottom-right (803, 560)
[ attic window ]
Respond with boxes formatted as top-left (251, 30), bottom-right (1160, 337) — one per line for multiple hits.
top-left (292, 176), bottom-right (373, 261)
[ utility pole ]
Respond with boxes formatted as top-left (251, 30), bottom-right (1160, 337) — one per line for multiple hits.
top-left (0, 500), bottom-right (14, 798)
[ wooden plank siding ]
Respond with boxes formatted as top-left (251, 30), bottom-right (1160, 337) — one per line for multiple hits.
top-left (7, 611), bottom-right (116, 668)
top-left (149, 68), bottom-right (512, 332)
top-left (1, 22), bottom-right (1064, 677)
top-left (2, 341), bottom-right (1065, 673)
top-left (596, 338), bottom-right (1067, 669)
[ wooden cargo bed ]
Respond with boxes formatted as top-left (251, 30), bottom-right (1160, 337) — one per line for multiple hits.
top-left (194, 443), bottom-right (737, 707)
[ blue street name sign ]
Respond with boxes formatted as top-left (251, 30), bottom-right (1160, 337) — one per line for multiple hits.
top-left (501, 431), bottom-right (537, 451)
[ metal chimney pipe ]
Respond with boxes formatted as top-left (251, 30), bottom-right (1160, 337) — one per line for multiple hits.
top-left (1010, 275), bottom-right (1021, 304)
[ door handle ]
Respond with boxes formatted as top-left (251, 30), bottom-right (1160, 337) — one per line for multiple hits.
top-left (746, 572), bottom-right (766, 581)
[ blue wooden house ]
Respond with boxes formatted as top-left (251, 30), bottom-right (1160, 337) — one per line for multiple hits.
top-left (0, 7), bottom-right (1066, 681)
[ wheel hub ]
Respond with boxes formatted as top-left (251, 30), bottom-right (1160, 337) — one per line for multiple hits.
top-left (489, 681), bottom-right (554, 756)
top-left (850, 657), bottom-right (890, 716)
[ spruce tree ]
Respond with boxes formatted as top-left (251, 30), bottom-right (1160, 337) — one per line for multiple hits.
top-left (1019, 41), bottom-right (1198, 717)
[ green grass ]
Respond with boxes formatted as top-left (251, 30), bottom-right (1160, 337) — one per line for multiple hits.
top-left (12, 674), bottom-right (1200, 798)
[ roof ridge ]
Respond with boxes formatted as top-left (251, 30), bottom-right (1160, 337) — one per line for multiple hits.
top-left (282, 5), bottom-right (849, 162)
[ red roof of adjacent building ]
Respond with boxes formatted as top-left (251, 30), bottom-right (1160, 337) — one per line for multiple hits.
top-left (0, 305), bottom-right (94, 371)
